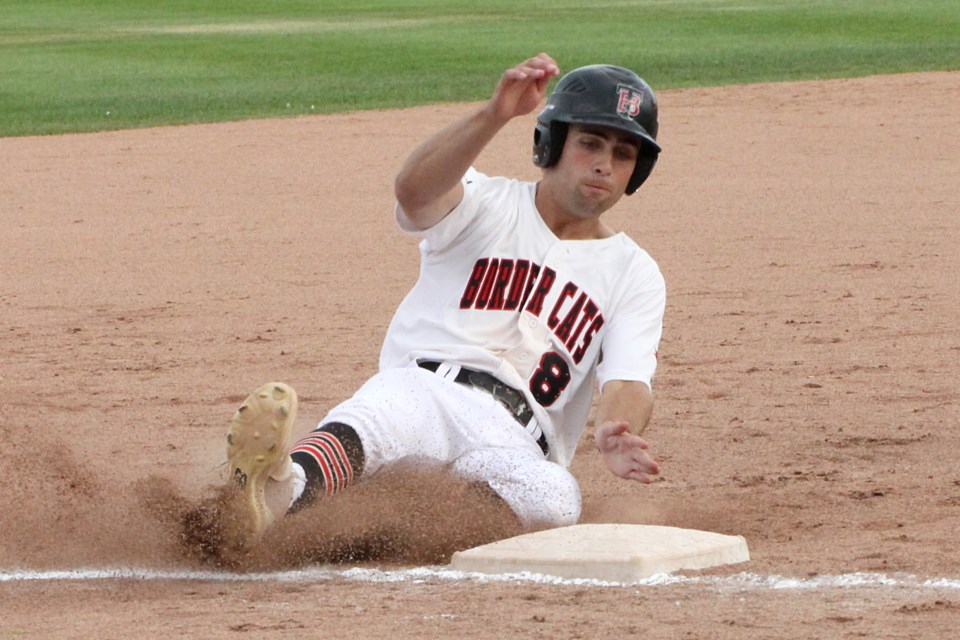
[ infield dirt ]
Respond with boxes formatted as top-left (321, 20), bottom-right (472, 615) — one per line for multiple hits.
top-left (1, 71), bottom-right (958, 639)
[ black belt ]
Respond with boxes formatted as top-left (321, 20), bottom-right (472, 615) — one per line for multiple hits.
top-left (418, 360), bottom-right (549, 457)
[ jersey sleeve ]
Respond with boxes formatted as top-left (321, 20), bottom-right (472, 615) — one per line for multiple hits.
top-left (595, 254), bottom-right (665, 390)
top-left (394, 168), bottom-right (497, 252)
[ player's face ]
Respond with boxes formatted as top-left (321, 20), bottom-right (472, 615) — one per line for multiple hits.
top-left (542, 124), bottom-right (638, 222)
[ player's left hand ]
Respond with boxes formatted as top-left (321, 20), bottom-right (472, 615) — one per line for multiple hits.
top-left (595, 420), bottom-right (660, 483)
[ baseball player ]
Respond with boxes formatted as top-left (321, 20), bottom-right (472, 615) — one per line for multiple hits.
top-left (222, 53), bottom-right (665, 551)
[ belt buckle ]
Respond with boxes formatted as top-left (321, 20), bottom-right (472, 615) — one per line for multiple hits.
top-left (465, 370), bottom-right (547, 457)
top-left (468, 372), bottom-right (524, 416)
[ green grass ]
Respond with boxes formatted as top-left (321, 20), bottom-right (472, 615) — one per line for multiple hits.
top-left (2, 0), bottom-right (958, 136)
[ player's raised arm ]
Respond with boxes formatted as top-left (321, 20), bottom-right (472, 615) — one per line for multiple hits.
top-left (394, 53), bottom-right (560, 230)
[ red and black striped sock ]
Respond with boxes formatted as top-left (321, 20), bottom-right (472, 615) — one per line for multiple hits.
top-left (288, 422), bottom-right (365, 512)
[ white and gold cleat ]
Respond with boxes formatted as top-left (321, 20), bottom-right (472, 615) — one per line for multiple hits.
top-left (225, 382), bottom-right (299, 548)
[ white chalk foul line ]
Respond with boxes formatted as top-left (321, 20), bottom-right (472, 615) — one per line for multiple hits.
top-left (2, 567), bottom-right (960, 591)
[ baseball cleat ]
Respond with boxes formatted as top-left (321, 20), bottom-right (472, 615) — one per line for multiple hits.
top-left (225, 382), bottom-right (298, 549)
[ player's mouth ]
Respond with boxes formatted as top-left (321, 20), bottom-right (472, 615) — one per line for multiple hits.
top-left (582, 181), bottom-right (611, 195)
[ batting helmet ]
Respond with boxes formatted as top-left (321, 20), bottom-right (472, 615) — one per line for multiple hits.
top-left (533, 64), bottom-right (661, 195)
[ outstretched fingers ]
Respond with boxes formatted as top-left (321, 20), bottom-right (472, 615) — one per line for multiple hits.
top-left (624, 449), bottom-right (660, 483)
top-left (596, 420), bottom-right (660, 483)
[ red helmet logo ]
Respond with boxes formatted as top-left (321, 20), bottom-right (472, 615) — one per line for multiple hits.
top-left (616, 84), bottom-right (643, 119)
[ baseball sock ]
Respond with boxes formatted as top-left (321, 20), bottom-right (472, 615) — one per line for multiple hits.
top-left (287, 422), bottom-right (365, 513)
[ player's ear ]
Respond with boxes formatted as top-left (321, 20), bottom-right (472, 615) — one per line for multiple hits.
top-left (533, 121), bottom-right (567, 168)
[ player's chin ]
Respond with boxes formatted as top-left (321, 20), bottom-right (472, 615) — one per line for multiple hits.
top-left (570, 197), bottom-right (610, 220)
top-left (578, 190), bottom-right (620, 216)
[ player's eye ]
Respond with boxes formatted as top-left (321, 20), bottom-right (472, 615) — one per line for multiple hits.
top-left (580, 137), bottom-right (601, 148)
top-left (614, 145), bottom-right (638, 161)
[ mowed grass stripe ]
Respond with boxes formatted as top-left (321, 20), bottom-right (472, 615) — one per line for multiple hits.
top-left (1, 18), bottom-right (461, 45)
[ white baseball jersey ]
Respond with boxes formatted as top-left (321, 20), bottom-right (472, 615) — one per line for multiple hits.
top-left (380, 167), bottom-right (665, 466)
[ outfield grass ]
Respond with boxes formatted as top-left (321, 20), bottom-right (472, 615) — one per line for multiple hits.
top-left (2, 0), bottom-right (958, 136)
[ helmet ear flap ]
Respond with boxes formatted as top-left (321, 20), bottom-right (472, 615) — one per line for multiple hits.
top-left (626, 150), bottom-right (659, 195)
top-left (532, 121), bottom-right (567, 168)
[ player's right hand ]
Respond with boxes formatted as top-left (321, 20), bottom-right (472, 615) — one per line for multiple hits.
top-left (488, 53), bottom-right (560, 123)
